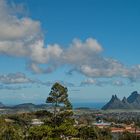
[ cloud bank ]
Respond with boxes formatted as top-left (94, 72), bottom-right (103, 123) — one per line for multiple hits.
top-left (80, 78), bottom-right (125, 87)
top-left (0, 0), bottom-right (140, 85)
top-left (0, 73), bottom-right (32, 84)
top-left (0, 72), bottom-right (74, 90)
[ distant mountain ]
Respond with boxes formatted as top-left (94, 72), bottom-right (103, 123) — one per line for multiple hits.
top-left (0, 103), bottom-right (49, 114)
top-left (127, 91), bottom-right (140, 103)
top-left (102, 95), bottom-right (124, 110)
top-left (0, 102), bottom-right (5, 108)
top-left (13, 103), bottom-right (36, 109)
top-left (12, 103), bottom-right (48, 110)
top-left (122, 97), bottom-right (133, 109)
top-left (127, 91), bottom-right (140, 108)
top-left (102, 91), bottom-right (140, 110)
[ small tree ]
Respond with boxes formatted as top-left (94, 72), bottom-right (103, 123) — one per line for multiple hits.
top-left (28, 125), bottom-right (52, 140)
top-left (46, 82), bottom-right (73, 127)
top-left (0, 123), bottom-right (24, 140)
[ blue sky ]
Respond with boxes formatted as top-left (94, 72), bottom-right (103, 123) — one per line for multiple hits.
top-left (0, 0), bottom-right (140, 105)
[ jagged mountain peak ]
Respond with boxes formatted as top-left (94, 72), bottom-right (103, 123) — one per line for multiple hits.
top-left (102, 91), bottom-right (140, 110)
top-left (111, 94), bottom-right (119, 101)
top-left (122, 97), bottom-right (127, 103)
top-left (131, 91), bottom-right (139, 95)
top-left (102, 94), bottom-right (123, 110)
top-left (127, 91), bottom-right (140, 103)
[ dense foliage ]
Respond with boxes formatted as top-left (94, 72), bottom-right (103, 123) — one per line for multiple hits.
top-left (0, 83), bottom-right (139, 139)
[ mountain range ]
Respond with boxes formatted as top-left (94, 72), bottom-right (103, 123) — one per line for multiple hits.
top-left (102, 91), bottom-right (140, 110)
top-left (0, 103), bottom-right (49, 114)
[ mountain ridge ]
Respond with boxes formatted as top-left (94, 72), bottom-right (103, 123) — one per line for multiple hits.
top-left (102, 91), bottom-right (140, 110)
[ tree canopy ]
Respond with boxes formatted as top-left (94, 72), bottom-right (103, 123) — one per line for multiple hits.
top-left (46, 82), bottom-right (72, 110)
top-left (46, 82), bottom-right (73, 127)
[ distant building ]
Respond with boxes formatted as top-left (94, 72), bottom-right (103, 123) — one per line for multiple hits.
top-left (93, 115), bottom-right (111, 128)
top-left (93, 122), bottom-right (111, 129)
top-left (31, 119), bottom-right (44, 126)
top-left (5, 118), bottom-right (15, 123)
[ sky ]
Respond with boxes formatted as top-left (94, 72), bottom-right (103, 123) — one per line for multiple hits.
top-left (0, 0), bottom-right (140, 105)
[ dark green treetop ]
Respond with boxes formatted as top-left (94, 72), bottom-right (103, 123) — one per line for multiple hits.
top-left (46, 82), bottom-right (72, 110)
top-left (46, 82), bottom-right (73, 128)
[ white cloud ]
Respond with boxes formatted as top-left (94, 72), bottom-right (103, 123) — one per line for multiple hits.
top-left (62, 38), bottom-right (102, 65)
top-left (81, 78), bottom-right (97, 86)
top-left (0, 84), bottom-right (28, 90)
top-left (0, 0), bottom-right (41, 41)
top-left (0, 0), bottom-right (44, 61)
top-left (80, 78), bottom-right (125, 87)
top-left (0, 0), bottom-right (63, 66)
top-left (30, 43), bottom-right (63, 64)
top-left (112, 80), bottom-right (125, 86)
top-left (0, 73), bottom-right (32, 84)
top-left (60, 40), bottom-right (140, 83)
top-left (0, 0), bottom-right (140, 84)
top-left (28, 63), bottom-right (56, 74)
top-left (0, 72), bottom-right (75, 90)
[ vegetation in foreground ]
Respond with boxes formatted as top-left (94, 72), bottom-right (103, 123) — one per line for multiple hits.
top-left (0, 82), bottom-right (139, 140)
